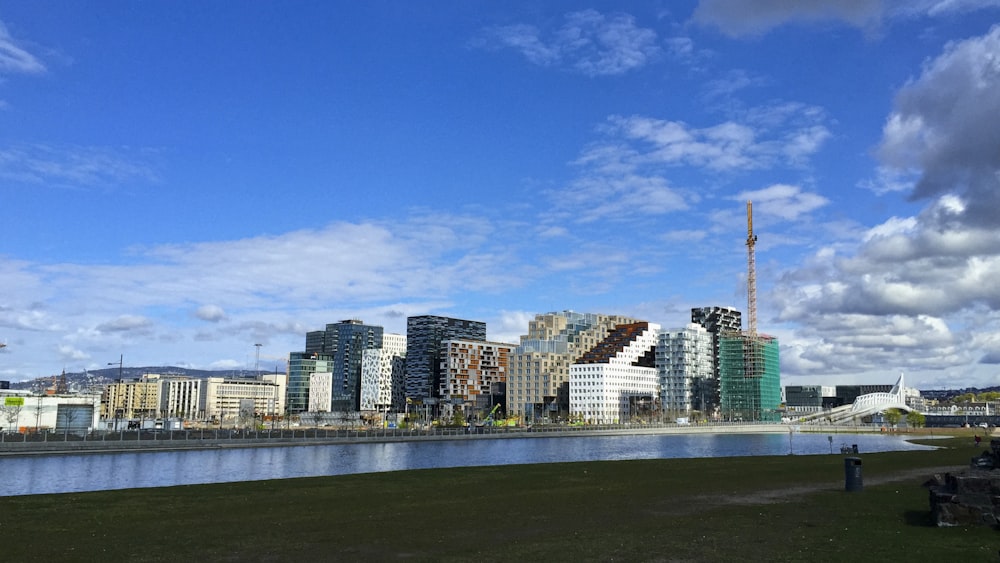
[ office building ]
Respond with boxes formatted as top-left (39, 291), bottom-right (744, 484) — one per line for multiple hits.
top-left (719, 334), bottom-right (781, 422)
top-left (286, 352), bottom-right (334, 414)
top-left (405, 315), bottom-right (486, 401)
top-left (360, 333), bottom-right (406, 412)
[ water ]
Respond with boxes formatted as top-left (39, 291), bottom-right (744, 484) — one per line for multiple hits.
top-left (0, 432), bottom-right (930, 497)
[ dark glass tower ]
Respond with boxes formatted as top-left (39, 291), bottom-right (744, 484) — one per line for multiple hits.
top-left (405, 315), bottom-right (486, 400)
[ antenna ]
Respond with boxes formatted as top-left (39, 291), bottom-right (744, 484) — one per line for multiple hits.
top-left (746, 200), bottom-right (758, 337)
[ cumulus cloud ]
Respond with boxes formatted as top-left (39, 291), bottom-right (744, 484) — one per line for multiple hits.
top-left (476, 10), bottom-right (661, 76)
top-left (0, 20), bottom-right (45, 74)
top-left (773, 195), bottom-right (1000, 378)
top-left (194, 305), bottom-right (227, 323)
top-left (876, 25), bottom-right (1000, 227)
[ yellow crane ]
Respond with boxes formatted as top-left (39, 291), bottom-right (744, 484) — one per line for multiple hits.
top-left (746, 200), bottom-right (758, 337)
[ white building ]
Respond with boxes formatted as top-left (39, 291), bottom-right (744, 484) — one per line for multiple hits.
top-left (360, 333), bottom-right (406, 412)
top-left (308, 372), bottom-right (333, 412)
top-left (569, 322), bottom-right (660, 424)
top-left (202, 377), bottom-right (284, 422)
top-left (1, 391), bottom-right (102, 434)
top-left (657, 324), bottom-right (714, 417)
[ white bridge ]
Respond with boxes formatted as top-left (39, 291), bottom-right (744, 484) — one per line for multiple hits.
top-left (797, 374), bottom-right (911, 424)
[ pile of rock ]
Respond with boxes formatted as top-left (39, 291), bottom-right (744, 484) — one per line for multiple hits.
top-left (925, 439), bottom-right (1000, 527)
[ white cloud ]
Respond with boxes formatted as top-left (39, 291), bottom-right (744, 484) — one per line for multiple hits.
top-left (736, 184), bottom-right (829, 221)
top-left (772, 194), bottom-right (1000, 380)
top-left (0, 20), bottom-right (45, 74)
top-left (0, 144), bottom-right (158, 189)
top-left (194, 305), bottom-right (227, 323)
top-left (692, 0), bottom-right (883, 37)
top-left (96, 315), bottom-right (154, 334)
top-left (477, 10), bottom-right (661, 76)
top-left (692, 0), bottom-right (1000, 37)
top-left (877, 25), bottom-right (1000, 227)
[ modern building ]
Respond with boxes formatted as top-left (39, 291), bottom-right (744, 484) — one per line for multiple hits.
top-left (657, 323), bottom-right (714, 418)
top-left (569, 322), bottom-right (660, 424)
top-left (690, 306), bottom-right (742, 416)
top-left (304, 320), bottom-right (384, 412)
top-left (308, 372), bottom-right (333, 412)
top-left (360, 333), bottom-right (406, 413)
top-left (438, 339), bottom-right (514, 420)
top-left (405, 315), bottom-right (486, 401)
top-left (286, 352), bottom-right (334, 414)
top-left (719, 333), bottom-right (781, 422)
top-left (785, 385), bottom-right (838, 413)
top-left (507, 311), bottom-right (639, 422)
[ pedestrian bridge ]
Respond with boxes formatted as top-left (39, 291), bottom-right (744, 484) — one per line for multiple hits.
top-left (797, 374), bottom-right (911, 424)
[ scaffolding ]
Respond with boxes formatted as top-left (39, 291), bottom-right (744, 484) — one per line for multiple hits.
top-left (719, 333), bottom-right (781, 422)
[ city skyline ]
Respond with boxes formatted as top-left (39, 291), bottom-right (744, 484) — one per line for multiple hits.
top-left (2, 2), bottom-right (1000, 390)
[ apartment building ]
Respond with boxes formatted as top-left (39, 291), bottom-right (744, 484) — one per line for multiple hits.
top-left (569, 322), bottom-right (660, 424)
top-left (507, 311), bottom-right (639, 422)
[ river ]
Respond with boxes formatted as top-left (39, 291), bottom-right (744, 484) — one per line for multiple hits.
top-left (0, 432), bottom-right (931, 496)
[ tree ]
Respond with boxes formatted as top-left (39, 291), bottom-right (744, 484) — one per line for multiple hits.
top-left (1, 400), bottom-right (23, 433)
top-left (883, 408), bottom-right (903, 427)
top-left (905, 410), bottom-right (926, 428)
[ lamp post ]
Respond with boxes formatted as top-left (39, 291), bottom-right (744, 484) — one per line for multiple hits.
top-left (108, 355), bottom-right (123, 431)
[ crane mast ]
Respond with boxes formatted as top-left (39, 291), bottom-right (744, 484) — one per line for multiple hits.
top-left (746, 200), bottom-right (758, 337)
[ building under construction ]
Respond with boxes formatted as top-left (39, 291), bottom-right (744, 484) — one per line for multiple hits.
top-left (719, 333), bottom-right (781, 421)
top-left (719, 200), bottom-right (781, 422)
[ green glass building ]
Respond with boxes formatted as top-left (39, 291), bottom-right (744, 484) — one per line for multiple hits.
top-left (719, 333), bottom-right (781, 422)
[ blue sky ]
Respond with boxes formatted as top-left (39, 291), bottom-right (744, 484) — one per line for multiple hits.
top-left (2, 1), bottom-right (1000, 390)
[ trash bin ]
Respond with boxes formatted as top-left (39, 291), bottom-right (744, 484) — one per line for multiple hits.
top-left (844, 457), bottom-right (863, 492)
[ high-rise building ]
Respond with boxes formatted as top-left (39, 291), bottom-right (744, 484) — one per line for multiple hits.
top-left (657, 323), bottom-right (714, 417)
top-left (507, 311), bottom-right (639, 422)
top-left (405, 315), bottom-right (486, 400)
top-left (690, 306), bottom-right (742, 417)
top-left (304, 320), bottom-right (384, 411)
top-left (286, 351), bottom-right (334, 414)
top-left (360, 333), bottom-right (407, 412)
top-left (569, 322), bottom-right (660, 424)
top-left (438, 339), bottom-right (514, 420)
top-left (719, 334), bottom-right (781, 422)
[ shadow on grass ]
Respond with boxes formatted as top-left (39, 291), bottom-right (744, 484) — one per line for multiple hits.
top-left (903, 509), bottom-right (935, 527)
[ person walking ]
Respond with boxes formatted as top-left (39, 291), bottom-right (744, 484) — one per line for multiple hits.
top-left (975, 434), bottom-right (982, 447)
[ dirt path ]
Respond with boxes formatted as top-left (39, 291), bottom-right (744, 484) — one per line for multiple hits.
top-left (685, 465), bottom-right (967, 508)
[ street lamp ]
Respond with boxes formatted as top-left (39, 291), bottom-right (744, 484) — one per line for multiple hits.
top-left (108, 355), bottom-right (123, 431)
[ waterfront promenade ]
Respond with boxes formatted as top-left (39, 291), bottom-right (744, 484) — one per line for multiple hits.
top-left (0, 422), bottom-right (884, 456)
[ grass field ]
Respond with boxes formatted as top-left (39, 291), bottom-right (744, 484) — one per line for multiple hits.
top-left (0, 433), bottom-right (996, 562)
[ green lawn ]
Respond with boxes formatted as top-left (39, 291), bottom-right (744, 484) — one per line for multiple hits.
top-left (1, 435), bottom-right (996, 562)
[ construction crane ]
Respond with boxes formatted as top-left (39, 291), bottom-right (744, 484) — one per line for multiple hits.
top-left (746, 200), bottom-right (758, 337)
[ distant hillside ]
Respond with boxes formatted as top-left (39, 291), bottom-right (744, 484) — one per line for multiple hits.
top-left (7, 365), bottom-right (286, 393)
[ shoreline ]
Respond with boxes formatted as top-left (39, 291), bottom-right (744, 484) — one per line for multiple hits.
top-left (0, 422), bottom-right (891, 458)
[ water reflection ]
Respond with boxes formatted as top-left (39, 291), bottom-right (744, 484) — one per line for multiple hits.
top-left (0, 432), bottom-right (930, 497)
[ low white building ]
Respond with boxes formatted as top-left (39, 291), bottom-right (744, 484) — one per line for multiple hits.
top-left (570, 322), bottom-right (660, 424)
top-left (1, 391), bottom-right (102, 434)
